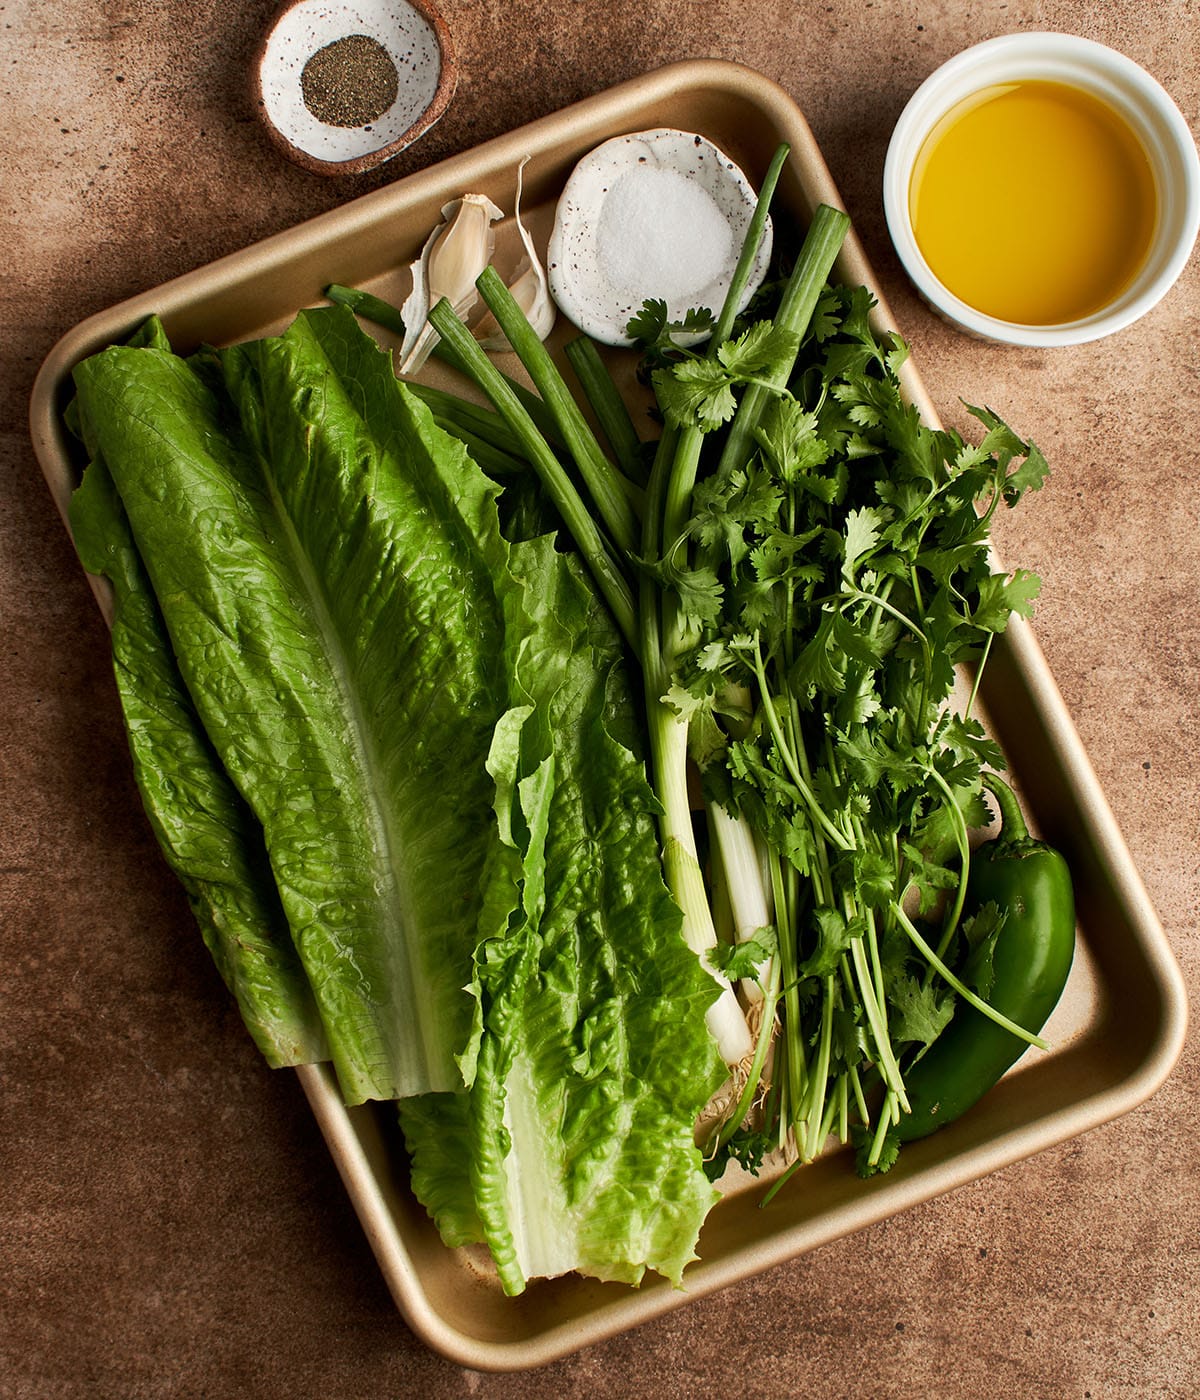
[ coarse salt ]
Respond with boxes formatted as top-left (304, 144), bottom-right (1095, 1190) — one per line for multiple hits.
top-left (597, 166), bottom-right (733, 303)
top-left (547, 128), bottom-right (773, 347)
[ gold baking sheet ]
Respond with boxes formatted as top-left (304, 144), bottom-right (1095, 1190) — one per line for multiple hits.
top-left (29, 58), bottom-right (1187, 1372)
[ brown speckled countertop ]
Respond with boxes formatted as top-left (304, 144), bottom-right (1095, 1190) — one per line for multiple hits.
top-left (3, 2), bottom-right (1198, 1395)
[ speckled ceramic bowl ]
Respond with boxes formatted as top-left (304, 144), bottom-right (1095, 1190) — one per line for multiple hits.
top-left (547, 128), bottom-right (773, 347)
top-left (255, 0), bottom-right (456, 177)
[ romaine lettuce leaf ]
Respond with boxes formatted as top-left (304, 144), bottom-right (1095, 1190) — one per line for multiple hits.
top-left (70, 452), bottom-right (329, 1068)
top-left (72, 308), bottom-right (512, 1102)
top-left (401, 534), bottom-right (726, 1293)
top-left (70, 317), bottom-right (327, 1069)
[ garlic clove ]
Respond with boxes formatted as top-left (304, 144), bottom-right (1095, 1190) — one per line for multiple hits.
top-left (472, 157), bottom-right (556, 350)
top-left (473, 260), bottom-right (555, 345)
top-left (399, 192), bottom-right (504, 374)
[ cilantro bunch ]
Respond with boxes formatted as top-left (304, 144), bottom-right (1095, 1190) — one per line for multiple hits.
top-left (642, 279), bottom-right (1049, 1177)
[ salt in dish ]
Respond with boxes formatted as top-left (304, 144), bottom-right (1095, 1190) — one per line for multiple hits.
top-left (547, 129), bottom-right (773, 347)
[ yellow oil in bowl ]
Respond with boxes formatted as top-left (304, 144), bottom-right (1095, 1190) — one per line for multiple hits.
top-left (909, 80), bottom-right (1158, 325)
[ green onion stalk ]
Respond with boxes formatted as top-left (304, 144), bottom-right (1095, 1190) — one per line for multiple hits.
top-left (652, 192), bottom-right (854, 1124)
top-left (639, 143), bottom-right (798, 1067)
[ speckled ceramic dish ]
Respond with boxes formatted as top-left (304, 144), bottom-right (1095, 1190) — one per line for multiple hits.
top-left (547, 128), bottom-right (773, 346)
top-left (30, 60), bottom-right (1188, 1371)
top-left (255, 0), bottom-right (456, 176)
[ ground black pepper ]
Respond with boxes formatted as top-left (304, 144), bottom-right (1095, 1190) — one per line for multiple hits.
top-left (300, 34), bottom-right (399, 128)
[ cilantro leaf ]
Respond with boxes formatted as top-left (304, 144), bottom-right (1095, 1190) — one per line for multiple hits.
top-left (889, 971), bottom-right (956, 1047)
top-left (651, 319), bottom-right (800, 433)
top-left (842, 506), bottom-right (886, 583)
top-left (798, 906), bottom-right (864, 979)
top-left (716, 321), bottom-right (800, 380)
top-left (973, 569), bottom-right (1042, 631)
top-left (853, 1122), bottom-right (901, 1177)
top-left (653, 359), bottom-right (738, 432)
top-left (626, 297), bottom-right (670, 347)
top-left (705, 1125), bottom-right (776, 1181)
top-left (960, 902), bottom-right (1006, 998)
top-left (755, 398), bottom-right (832, 482)
top-left (707, 926), bottom-right (778, 983)
top-left (627, 299), bottom-right (716, 359)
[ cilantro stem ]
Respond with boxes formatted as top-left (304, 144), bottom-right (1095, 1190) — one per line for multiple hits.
top-left (780, 486), bottom-right (838, 906)
top-left (843, 586), bottom-right (929, 652)
top-left (801, 973), bottom-right (836, 1159)
top-left (848, 932), bottom-right (910, 1112)
top-left (845, 581), bottom-right (937, 737)
top-left (964, 632), bottom-right (993, 721)
top-left (770, 850), bottom-right (806, 1128)
top-left (750, 638), bottom-right (853, 851)
top-left (865, 906), bottom-right (888, 1015)
top-left (817, 1078), bottom-right (841, 1150)
top-left (867, 1089), bottom-right (898, 1167)
top-left (849, 1063), bottom-right (870, 1126)
top-left (715, 961), bottom-right (782, 1150)
top-left (893, 903), bottom-right (1049, 1048)
top-left (760, 1154), bottom-right (803, 1207)
top-left (922, 761), bottom-right (973, 963)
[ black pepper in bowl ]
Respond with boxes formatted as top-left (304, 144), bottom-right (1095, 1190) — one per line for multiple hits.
top-left (301, 34), bottom-right (399, 128)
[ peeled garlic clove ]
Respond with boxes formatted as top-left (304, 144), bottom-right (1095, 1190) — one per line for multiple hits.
top-left (399, 192), bottom-right (504, 375)
top-left (472, 157), bottom-right (555, 350)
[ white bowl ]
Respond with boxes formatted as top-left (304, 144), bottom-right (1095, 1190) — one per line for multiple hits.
top-left (883, 32), bottom-right (1200, 345)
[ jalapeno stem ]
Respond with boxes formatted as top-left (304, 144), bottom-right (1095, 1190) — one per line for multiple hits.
top-left (982, 770), bottom-right (1031, 842)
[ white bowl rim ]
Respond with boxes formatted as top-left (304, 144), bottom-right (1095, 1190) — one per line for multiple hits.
top-left (883, 31), bottom-right (1200, 346)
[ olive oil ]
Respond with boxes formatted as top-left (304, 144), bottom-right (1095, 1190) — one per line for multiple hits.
top-left (910, 80), bottom-right (1158, 325)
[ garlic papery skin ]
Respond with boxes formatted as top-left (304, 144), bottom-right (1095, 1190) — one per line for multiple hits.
top-left (472, 158), bottom-right (556, 350)
top-left (473, 258), bottom-right (556, 349)
top-left (399, 192), bottom-right (504, 375)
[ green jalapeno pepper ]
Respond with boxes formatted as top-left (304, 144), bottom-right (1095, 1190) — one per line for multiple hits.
top-left (897, 772), bottom-right (1076, 1142)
